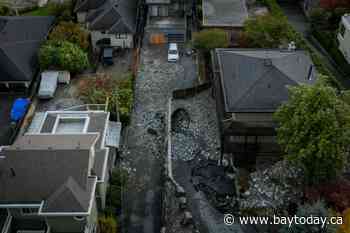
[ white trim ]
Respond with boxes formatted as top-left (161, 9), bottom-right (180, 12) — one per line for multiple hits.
top-left (100, 113), bottom-right (110, 149)
top-left (0, 204), bottom-right (41, 208)
top-left (97, 147), bottom-right (109, 183)
top-left (52, 115), bottom-right (90, 134)
top-left (97, 112), bottom-right (111, 183)
top-left (38, 112), bottom-right (48, 134)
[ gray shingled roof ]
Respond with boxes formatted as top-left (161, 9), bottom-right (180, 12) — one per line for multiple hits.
top-left (42, 176), bottom-right (95, 213)
top-left (75, 0), bottom-right (107, 12)
top-left (81, 0), bottom-right (137, 34)
top-left (0, 16), bottom-right (55, 82)
top-left (0, 148), bottom-right (91, 203)
top-left (202, 0), bottom-right (248, 27)
top-left (215, 49), bottom-right (317, 113)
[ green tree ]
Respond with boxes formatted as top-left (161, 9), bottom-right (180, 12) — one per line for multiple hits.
top-left (49, 21), bottom-right (90, 51)
top-left (47, 1), bottom-right (74, 21)
top-left (98, 216), bottom-right (117, 233)
top-left (243, 14), bottom-right (295, 48)
top-left (279, 200), bottom-right (338, 233)
top-left (39, 41), bottom-right (89, 72)
top-left (193, 29), bottom-right (229, 52)
top-left (274, 82), bottom-right (350, 185)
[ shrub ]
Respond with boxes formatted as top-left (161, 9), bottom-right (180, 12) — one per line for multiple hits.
top-left (0, 6), bottom-right (13, 16)
top-left (193, 29), bottom-right (229, 52)
top-left (279, 200), bottom-right (338, 233)
top-left (243, 14), bottom-right (295, 48)
top-left (305, 178), bottom-right (350, 212)
top-left (104, 169), bottom-right (129, 216)
top-left (78, 74), bottom-right (134, 124)
top-left (47, 1), bottom-right (74, 21)
top-left (98, 216), bottom-right (117, 233)
top-left (39, 41), bottom-right (89, 72)
top-left (49, 21), bottom-right (90, 51)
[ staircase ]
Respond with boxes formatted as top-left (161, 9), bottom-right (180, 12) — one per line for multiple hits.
top-left (167, 33), bottom-right (185, 43)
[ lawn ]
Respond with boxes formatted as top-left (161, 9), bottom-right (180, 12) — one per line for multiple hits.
top-left (22, 7), bottom-right (51, 16)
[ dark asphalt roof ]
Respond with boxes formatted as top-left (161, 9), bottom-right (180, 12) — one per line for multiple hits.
top-left (80, 0), bottom-right (137, 34)
top-left (0, 16), bottom-right (55, 82)
top-left (0, 133), bottom-right (99, 212)
top-left (0, 147), bottom-right (91, 203)
top-left (75, 0), bottom-right (107, 12)
top-left (215, 49), bottom-right (316, 112)
top-left (42, 176), bottom-right (94, 213)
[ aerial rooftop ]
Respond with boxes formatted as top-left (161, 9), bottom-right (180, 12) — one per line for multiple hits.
top-left (202, 0), bottom-right (248, 27)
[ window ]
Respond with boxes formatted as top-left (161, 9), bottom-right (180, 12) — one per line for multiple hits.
top-left (21, 208), bottom-right (38, 215)
top-left (116, 34), bottom-right (127, 39)
top-left (340, 23), bottom-right (346, 38)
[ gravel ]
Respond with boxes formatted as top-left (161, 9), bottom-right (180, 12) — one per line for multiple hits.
top-left (120, 44), bottom-right (198, 233)
top-left (171, 91), bottom-right (221, 162)
top-left (240, 160), bottom-right (303, 210)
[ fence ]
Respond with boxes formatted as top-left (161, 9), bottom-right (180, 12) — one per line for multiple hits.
top-left (172, 82), bottom-right (211, 99)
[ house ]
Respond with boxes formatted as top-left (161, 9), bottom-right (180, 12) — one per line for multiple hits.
top-left (202, 0), bottom-right (248, 46)
top-left (211, 48), bottom-right (316, 168)
top-left (145, 0), bottom-right (191, 44)
top-left (0, 16), bottom-right (54, 90)
top-left (202, 0), bottom-right (248, 28)
top-left (338, 14), bottom-right (350, 63)
top-left (0, 107), bottom-right (122, 233)
top-left (74, 0), bottom-right (138, 51)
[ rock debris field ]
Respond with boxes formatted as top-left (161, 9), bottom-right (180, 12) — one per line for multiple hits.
top-left (120, 45), bottom-right (197, 233)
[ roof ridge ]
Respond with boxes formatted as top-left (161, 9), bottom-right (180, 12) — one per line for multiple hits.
top-left (231, 66), bottom-right (275, 109)
top-left (0, 46), bottom-right (29, 81)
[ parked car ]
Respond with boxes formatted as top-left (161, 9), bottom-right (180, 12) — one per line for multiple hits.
top-left (168, 43), bottom-right (179, 62)
top-left (102, 47), bottom-right (114, 66)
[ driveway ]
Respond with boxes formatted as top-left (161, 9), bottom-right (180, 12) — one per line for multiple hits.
top-left (121, 43), bottom-right (197, 233)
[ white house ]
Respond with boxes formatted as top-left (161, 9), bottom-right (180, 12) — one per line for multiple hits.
top-left (337, 14), bottom-right (350, 63)
top-left (74, 0), bottom-right (137, 51)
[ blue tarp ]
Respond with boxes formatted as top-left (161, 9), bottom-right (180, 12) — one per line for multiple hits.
top-left (10, 98), bottom-right (30, 122)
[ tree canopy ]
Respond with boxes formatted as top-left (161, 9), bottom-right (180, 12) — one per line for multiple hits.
top-left (274, 81), bottom-right (350, 185)
top-left (49, 21), bottom-right (89, 51)
top-left (39, 40), bottom-right (89, 73)
top-left (243, 14), bottom-right (295, 48)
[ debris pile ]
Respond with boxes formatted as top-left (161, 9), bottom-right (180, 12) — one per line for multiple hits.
top-left (240, 161), bottom-right (303, 210)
